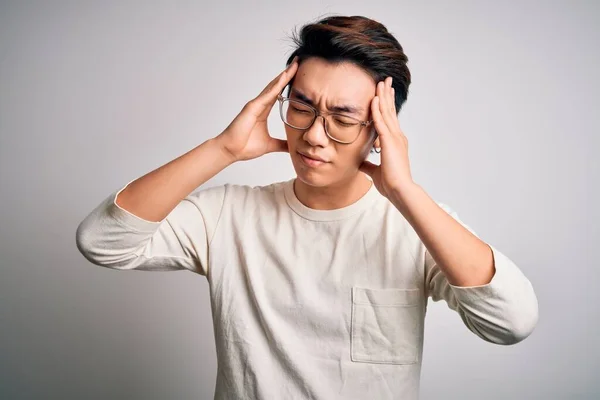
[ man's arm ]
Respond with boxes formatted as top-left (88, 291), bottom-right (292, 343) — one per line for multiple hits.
top-left (389, 183), bottom-right (495, 287)
top-left (115, 137), bottom-right (235, 222)
top-left (75, 138), bottom-right (233, 275)
top-left (390, 183), bottom-right (539, 345)
top-left (75, 59), bottom-right (299, 274)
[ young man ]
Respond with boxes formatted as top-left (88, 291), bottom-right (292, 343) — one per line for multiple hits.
top-left (76, 15), bottom-right (538, 400)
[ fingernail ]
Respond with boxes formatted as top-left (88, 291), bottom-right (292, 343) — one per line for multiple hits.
top-left (287, 56), bottom-right (297, 70)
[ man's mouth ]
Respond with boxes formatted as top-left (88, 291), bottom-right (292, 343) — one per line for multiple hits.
top-left (298, 151), bottom-right (329, 167)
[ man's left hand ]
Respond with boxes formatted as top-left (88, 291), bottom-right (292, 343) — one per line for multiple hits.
top-left (359, 76), bottom-right (416, 201)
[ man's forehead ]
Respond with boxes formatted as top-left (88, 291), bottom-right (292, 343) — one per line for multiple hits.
top-left (288, 86), bottom-right (366, 115)
top-left (292, 58), bottom-right (375, 100)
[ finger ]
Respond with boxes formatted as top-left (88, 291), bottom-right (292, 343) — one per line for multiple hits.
top-left (376, 80), bottom-right (390, 121)
top-left (258, 57), bottom-right (297, 96)
top-left (255, 57), bottom-right (298, 108)
top-left (266, 138), bottom-right (289, 154)
top-left (387, 83), bottom-right (406, 137)
top-left (389, 83), bottom-right (397, 115)
top-left (390, 86), bottom-right (405, 136)
top-left (382, 80), bottom-right (402, 139)
top-left (359, 159), bottom-right (379, 177)
top-left (378, 78), bottom-right (396, 126)
top-left (371, 96), bottom-right (390, 139)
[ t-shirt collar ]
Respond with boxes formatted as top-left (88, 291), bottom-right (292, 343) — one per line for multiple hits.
top-left (283, 177), bottom-right (380, 221)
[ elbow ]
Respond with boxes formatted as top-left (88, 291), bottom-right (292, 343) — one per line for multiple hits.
top-left (493, 290), bottom-right (539, 346)
top-left (75, 220), bottom-right (99, 265)
top-left (505, 297), bottom-right (539, 345)
top-left (464, 286), bottom-right (539, 346)
top-left (75, 219), bottom-right (146, 271)
top-left (500, 313), bottom-right (538, 345)
top-left (507, 280), bottom-right (539, 344)
top-left (75, 219), bottom-right (115, 267)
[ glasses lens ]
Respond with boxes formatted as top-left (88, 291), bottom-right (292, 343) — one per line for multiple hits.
top-left (279, 99), bottom-right (363, 143)
top-left (326, 114), bottom-right (362, 143)
top-left (280, 99), bottom-right (315, 129)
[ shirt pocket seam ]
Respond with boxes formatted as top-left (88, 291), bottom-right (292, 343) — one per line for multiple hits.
top-left (351, 286), bottom-right (422, 365)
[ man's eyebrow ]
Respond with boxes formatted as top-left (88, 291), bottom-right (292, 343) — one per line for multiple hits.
top-left (290, 88), bottom-right (364, 115)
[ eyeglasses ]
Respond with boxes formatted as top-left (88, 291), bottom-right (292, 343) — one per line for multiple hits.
top-left (277, 94), bottom-right (373, 144)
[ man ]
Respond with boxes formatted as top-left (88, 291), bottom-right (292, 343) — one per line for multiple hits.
top-left (76, 15), bottom-right (538, 400)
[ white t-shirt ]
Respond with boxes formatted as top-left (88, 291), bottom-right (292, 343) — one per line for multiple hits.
top-left (76, 177), bottom-right (538, 399)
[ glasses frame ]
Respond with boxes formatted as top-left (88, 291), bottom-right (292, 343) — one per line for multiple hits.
top-left (277, 93), bottom-right (373, 145)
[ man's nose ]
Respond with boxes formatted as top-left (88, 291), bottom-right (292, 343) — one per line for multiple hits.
top-left (302, 115), bottom-right (330, 147)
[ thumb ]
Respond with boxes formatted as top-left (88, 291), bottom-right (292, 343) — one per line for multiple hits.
top-left (267, 138), bottom-right (288, 153)
top-left (359, 159), bottom-right (379, 178)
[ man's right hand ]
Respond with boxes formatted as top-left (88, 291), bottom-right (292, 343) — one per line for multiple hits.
top-left (216, 56), bottom-right (299, 162)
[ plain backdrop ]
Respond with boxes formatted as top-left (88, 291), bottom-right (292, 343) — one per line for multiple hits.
top-left (1, 1), bottom-right (598, 399)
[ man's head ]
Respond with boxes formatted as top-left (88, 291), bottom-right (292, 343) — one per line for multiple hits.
top-left (282, 15), bottom-right (411, 188)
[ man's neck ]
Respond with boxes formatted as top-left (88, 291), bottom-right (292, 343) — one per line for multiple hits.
top-left (293, 174), bottom-right (373, 210)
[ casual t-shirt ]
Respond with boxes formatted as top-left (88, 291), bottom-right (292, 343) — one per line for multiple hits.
top-left (76, 177), bottom-right (538, 399)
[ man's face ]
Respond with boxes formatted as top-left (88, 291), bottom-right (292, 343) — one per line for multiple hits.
top-left (284, 57), bottom-right (378, 188)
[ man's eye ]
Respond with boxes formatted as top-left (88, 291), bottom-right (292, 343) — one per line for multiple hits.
top-left (291, 106), bottom-right (311, 114)
top-left (334, 118), bottom-right (357, 127)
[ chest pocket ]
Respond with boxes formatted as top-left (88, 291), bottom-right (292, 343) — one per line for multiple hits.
top-left (350, 286), bottom-right (423, 365)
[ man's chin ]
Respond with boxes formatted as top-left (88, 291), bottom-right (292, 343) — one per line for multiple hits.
top-left (294, 170), bottom-right (321, 185)
top-left (293, 166), bottom-right (331, 188)
top-left (290, 154), bottom-right (340, 187)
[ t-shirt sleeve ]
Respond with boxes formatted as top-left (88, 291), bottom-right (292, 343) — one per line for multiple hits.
top-left (75, 178), bottom-right (227, 276)
top-left (424, 202), bottom-right (539, 345)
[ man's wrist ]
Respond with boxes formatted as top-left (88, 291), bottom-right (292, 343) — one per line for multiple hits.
top-left (211, 135), bottom-right (238, 166)
top-left (388, 181), bottom-right (423, 214)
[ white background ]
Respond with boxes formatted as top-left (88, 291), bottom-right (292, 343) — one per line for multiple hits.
top-left (1, 1), bottom-right (597, 398)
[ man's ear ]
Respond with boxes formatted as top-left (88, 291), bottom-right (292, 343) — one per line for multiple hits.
top-left (371, 128), bottom-right (380, 149)
top-left (366, 134), bottom-right (380, 157)
top-left (373, 135), bottom-right (380, 149)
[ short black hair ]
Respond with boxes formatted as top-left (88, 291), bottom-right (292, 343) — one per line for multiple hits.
top-left (286, 14), bottom-right (411, 113)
